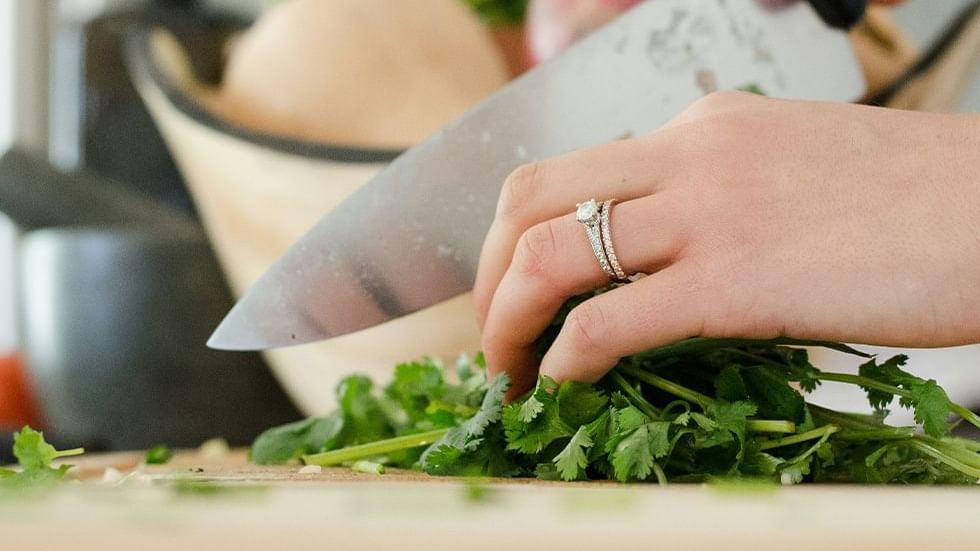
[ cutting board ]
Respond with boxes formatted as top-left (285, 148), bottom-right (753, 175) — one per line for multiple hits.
top-left (2, 449), bottom-right (977, 550)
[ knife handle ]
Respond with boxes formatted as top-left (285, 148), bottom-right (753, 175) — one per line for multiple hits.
top-left (807, 0), bottom-right (868, 30)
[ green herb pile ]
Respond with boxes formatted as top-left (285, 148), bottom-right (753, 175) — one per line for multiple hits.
top-left (252, 339), bottom-right (980, 484)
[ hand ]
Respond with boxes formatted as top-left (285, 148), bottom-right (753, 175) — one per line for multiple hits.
top-left (474, 91), bottom-right (980, 397)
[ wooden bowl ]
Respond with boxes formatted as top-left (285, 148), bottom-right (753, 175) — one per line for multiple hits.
top-left (125, 24), bottom-right (501, 415)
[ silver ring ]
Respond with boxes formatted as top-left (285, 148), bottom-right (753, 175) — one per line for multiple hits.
top-left (576, 199), bottom-right (617, 280)
top-left (600, 199), bottom-right (629, 282)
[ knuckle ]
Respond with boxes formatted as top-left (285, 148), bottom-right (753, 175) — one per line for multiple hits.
top-left (563, 300), bottom-right (609, 356)
top-left (512, 221), bottom-right (562, 288)
top-left (692, 90), bottom-right (755, 114)
top-left (496, 162), bottom-right (542, 221)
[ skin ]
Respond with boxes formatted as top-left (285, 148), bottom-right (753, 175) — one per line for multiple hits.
top-left (474, 91), bottom-right (980, 398)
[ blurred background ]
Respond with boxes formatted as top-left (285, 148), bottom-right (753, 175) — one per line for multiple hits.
top-left (0, 0), bottom-right (978, 460)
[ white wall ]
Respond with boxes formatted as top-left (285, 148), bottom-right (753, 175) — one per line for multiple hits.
top-left (0, 0), bottom-right (16, 355)
top-left (0, 0), bottom-right (14, 154)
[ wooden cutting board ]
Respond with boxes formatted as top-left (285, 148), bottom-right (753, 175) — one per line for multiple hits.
top-left (1, 449), bottom-right (977, 550)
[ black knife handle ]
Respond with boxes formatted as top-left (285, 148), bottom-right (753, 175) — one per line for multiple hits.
top-left (807, 0), bottom-right (868, 29)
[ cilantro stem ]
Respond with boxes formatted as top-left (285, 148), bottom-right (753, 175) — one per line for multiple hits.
top-left (946, 437), bottom-right (980, 453)
top-left (609, 370), bottom-right (661, 420)
top-left (621, 366), bottom-right (794, 433)
top-left (759, 425), bottom-right (839, 451)
top-left (809, 405), bottom-right (918, 442)
top-left (780, 425), bottom-right (838, 468)
top-left (906, 440), bottom-right (980, 479)
top-left (302, 429), bottom-right (449, 467)
top-left (947, 403), bottom-right (980, 432)
top-left (817, 372), bottom-right (907, 397)
top-left (809, 404), bottom-right (891, 430)
top-left (351, 460), bottom-right (386, 475)
top-left (53, 448), bottom-right (85, 459)
top-left (914, 436), bottom-right (980, 469)
top-left (633, 338), bottom-right (870, 363)
top-left (834, 428), bottom-right (916, 441)
top-left (816, 373), bottom-right (980, 432)
top-left (651, 462), bottom-right (668, 486)
top-left (747, 420), bottom-right (797, 434)
top-left (619, 365), bottom-right (713, 409)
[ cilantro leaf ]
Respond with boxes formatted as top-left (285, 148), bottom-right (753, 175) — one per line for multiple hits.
top-left (858, 355), bottom-right (953, 437)
top-left (609, 421), bottom-right (671, 482)
top-left (518, 396), bottom-right (545, 423)
top-left (604, 405), bottom-right (652, 454)
top-left (386, 360), bottom-right (444, 420)
top-left (3, 427), bottom-right (84, 488)
top-left (858, 356), bottom-right (911, 410)
top-left (583, 409), bottom-right (614, 462)
top-left (251, 413), bottom-right (344, 465)
top-left (741, 367), bottom-right (806, 424)
top-left (715, 366), bottom-right (748, 403)
top-left (784, 348), bottom-right (823, 393)
top-left (13, 427), bottom-right (83, 471)
top-left (503, 376), bottom-right (573, 454)
top-left (556, 381), bottom-right (609, 428)
top-left (553, 425), bottom-right (594, 481)
top-left (909, 380), bottom-right (951, 437)
top-left (704, 401), bottom-right (757, 464)
top-left (337, 376), bottom-right (393, 445)
top-left (420, 374), bottom-right (512, 474)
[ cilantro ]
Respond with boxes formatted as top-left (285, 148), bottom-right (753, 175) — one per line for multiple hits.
top-left (1, 427), bottom-right (84, 489)
top-left (337, 376), bottom-right (392, 445)
top-left (557, 381), bottom-right (609, 428)
top-left (857, 355), bottom-right (954, 437)
top-left (249, 327), bottom-right (980, 485)
top-left (420, 374), bottom-right (515, 475)
top-left (738, 83), bottom-right (766, 95)
top-left (741, 367), bottom-right (806, 424)
top-left (462, 0), bottom-right (528, 26)
top-left (503, 376), bottom-right (574, 454)
top-left (610, 422), bottom-right (671, 482)
top-left (251, 413), bottom-right (344, 465)
top-left (553, 426), bottom-right (593, 481)
top-left (145, 444), bottom-right (174, 465)
top-left (387, 360), bottom-right (445, 420)
top-left (910, 380), bottom-right (951, 438)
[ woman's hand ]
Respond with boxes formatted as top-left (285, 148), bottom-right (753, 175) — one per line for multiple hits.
top-left (474, 91), bottom-right (980, 397)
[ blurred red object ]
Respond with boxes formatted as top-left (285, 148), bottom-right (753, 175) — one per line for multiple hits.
top-left (0, 354), bottom-right (42, 430)
top-left (527, 0), bottom-right (642, 64)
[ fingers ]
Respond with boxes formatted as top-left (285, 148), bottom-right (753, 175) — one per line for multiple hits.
top-left (482, 194), bottom-right (689, 397)
top-left (539, 264), bottom-right (707, 383)
top-left (474, 132), bottom-right (686, 329)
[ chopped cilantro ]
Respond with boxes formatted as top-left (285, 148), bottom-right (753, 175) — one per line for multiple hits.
top-left (1, 427), bottom-right (84, 489)
top-left (145, 444), bottom-right (175, 465)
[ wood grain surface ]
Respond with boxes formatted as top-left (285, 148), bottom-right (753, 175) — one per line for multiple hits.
top-left (2, 448), bottom-right (976, 550)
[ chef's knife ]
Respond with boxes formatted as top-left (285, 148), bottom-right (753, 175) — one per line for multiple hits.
top-left (209, 0), bottom-right (866, 351)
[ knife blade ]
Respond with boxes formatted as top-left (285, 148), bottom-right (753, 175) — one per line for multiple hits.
top-left (208, 0), bottom-right (865, 351)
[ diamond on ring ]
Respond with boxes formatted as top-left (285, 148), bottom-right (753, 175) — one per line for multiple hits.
top-left (576, 199), bottom-right (600, 224)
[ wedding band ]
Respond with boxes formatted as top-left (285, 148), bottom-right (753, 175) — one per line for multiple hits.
top-left (575, 199), bottom-right (618, 280)
top-left (600, 199), bottom-right (629, 282)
